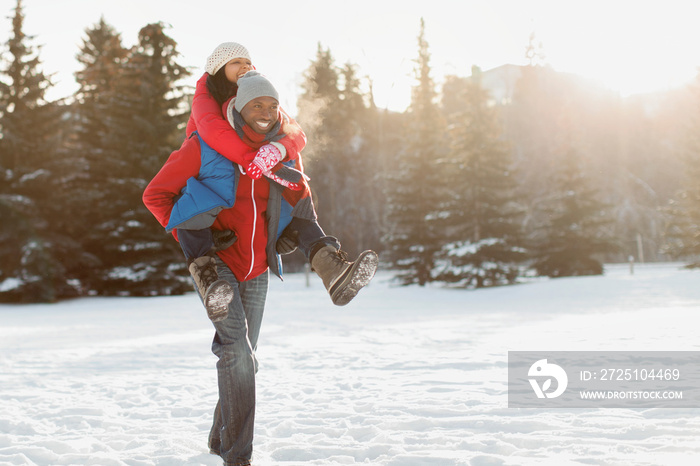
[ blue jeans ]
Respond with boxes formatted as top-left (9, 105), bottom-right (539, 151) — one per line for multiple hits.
top-left (283, 217), bottom-right (340, 259)
top-left (178, 228), bottom-right (215, 260)
top-left (204, 257), bottom-right (268, 466)
top-left (178, 218), bottom-right (340, 262)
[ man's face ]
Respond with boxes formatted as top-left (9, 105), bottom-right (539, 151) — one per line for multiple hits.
top-left (241, 96), bottom-right (279, 134)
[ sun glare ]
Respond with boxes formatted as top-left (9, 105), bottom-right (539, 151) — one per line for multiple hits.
top-left (7, 0), bottom-right (700, 112)
top-left (353, 1), bottom-right (700, 112)
top-left (533, 0), bottom-right (700, 96)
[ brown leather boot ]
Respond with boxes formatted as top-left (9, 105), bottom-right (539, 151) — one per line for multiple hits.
top-left (310, 245), bottom-right (378, 306)
top-left (188, 255), bottom-right (234, 322)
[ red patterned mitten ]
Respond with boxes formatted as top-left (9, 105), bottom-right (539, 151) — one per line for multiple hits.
top-left (246, 144), bottom-right (283, 180)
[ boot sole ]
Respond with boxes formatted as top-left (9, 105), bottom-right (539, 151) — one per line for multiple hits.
top-left (330, 250), bottom-right (379, 306)
top-left (205, 280), bottom-right (235, 322)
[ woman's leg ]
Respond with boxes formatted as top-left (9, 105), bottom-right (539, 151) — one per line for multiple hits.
top-left (279, 217), bottom-right (340, 260)
top-left (207, 258), bottom-right (269, 466)
top-left (180, 229), bottom-right (233, 322)
top-left (279, 217), bottom-right (378, 306)
top-left (176, 228), bottom-right (215, 260)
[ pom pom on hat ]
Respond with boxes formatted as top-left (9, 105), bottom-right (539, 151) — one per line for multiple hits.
top-left (234, 71), bottom-right (279, 112)
top-left (205, 42), bottom-right (251, 75)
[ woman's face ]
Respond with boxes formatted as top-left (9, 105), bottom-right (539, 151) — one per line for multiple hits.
top-left (224, 57), bottom-right (253, 84)
top-left (240, 96), bottom-right (279, 134)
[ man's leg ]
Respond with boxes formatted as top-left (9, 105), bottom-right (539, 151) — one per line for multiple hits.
top-left (207, 260), bottom-right (268, 466)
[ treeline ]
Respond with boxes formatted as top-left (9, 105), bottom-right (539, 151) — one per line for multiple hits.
top-left (297, 20), bottom-right (700, 287)
top-left (1, 2), bottom-right (191, 301)
top-left (1, 3), bottom-right (698, 302)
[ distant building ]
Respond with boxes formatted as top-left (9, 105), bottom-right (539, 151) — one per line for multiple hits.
top-left (472, 64), bottom-right (523, 106)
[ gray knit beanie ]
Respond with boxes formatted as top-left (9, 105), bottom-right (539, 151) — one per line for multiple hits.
top-left (234, 71), bottom-right (279, 112)
top-left (205, 42), bottom-right (251, 75)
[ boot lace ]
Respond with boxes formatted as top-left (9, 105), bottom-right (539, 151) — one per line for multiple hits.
top-left (199, 260), bottom-right (219, 289)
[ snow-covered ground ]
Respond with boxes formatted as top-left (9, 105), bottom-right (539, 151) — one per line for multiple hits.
top-left (2, 263), bottom-right (700, 466)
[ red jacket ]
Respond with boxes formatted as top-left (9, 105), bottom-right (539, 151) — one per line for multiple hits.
top-left (143, 136), bottom-right (271, 282)
top-left (146, 73), bottom-right (310, 282)
top-left (185, 73), bottom-right (307, 164)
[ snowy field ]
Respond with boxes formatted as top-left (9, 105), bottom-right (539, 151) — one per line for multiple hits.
top-left (2, 263), bottom-right (700, 466)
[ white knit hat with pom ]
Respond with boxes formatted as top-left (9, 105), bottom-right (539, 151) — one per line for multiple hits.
top-left (205, 42), bottom-right (251, 75)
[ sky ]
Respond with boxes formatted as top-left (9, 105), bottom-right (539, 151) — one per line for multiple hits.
top-left (3, 0), bottom-right (700, 114)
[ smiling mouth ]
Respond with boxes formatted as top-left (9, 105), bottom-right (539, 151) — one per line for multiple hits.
top-left (256, 121), bottom-right (271, 130)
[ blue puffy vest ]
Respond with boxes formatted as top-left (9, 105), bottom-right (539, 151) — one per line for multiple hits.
top-left (165, 133), bottom-right (239, 232)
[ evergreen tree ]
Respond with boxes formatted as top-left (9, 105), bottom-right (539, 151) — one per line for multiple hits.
top-left (33, 17), bottom-right (132, 297)
top-left (664, 164), bottom-right (700, 267)
top-left (663, 74), bottom-right (700, 267)
top-left (532, 146), bottom-right (616, 277)
top-left (297, 44), bottom-right (344, 233)
top-left (383, 18), bottom-right (447, 286)
top-left (73, 16), bottom-right (128, 151)
top-left (503, 63), bottom-right (562, 230)
top-left (126, 22), bottom-right (190, 163)
top-left (336, 63), bottom-right (385, 255)
top-left (297, 46), bottom-right (380, 258)
top-left (88, 22), bottom-right (191, 296)
top-left (0, 0), bottom-right (78, 302)
top-left (52, 21), bottom-right (191, 297)
top-left (524, 31), bottom-right (546, 67)
top-left (436, 71), bottom-right (526, 287)
top-left (0, 0), bottom-right (58, 174)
